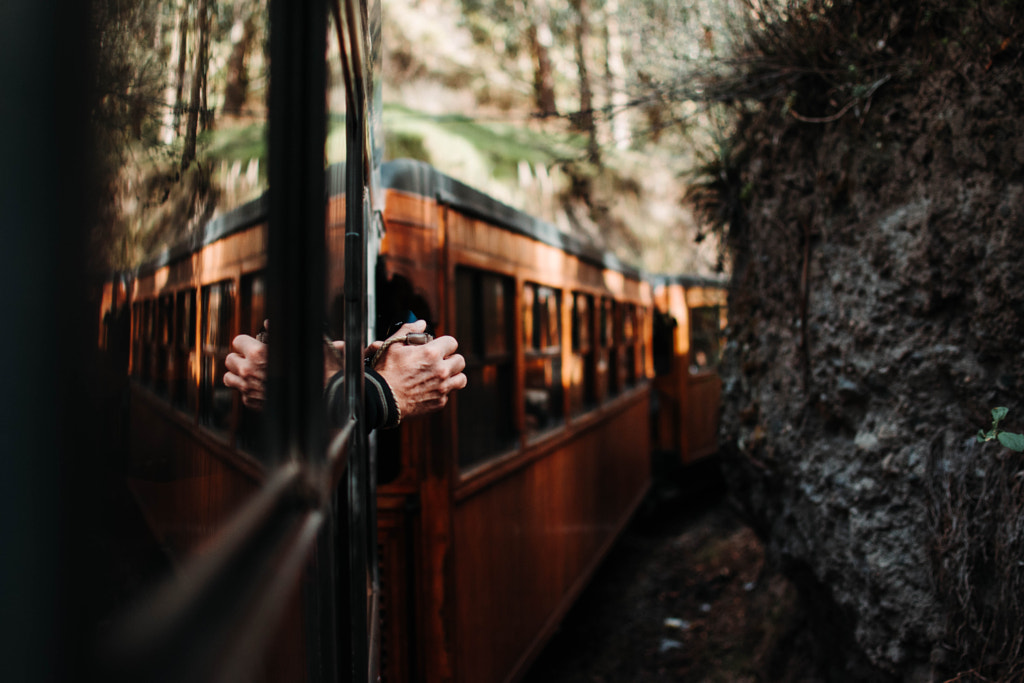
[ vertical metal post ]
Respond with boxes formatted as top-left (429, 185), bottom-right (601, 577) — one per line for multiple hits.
top-left (344, 74), bottom-right (371, 683)
top-left (266, 0), bottom-right (336, 680)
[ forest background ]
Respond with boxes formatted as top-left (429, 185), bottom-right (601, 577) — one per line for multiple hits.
top-left (90, 0), bottom-right (737, 278)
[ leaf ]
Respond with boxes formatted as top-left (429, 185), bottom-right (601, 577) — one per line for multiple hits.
top-left (978, 429), bottom-right (988, 442)
top-left (997, 432), bottom-right (1024, 453)
top-left (992, 406), bottom-right (1009, 423)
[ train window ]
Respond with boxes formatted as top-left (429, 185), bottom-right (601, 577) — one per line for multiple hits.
top-left (597, 297), bottom-right (619, 400)
top-left (155, 294), bottom-right (174, 398)
top-left (238, 272), bottom-right (267, 458)
top-left (569, 292), bottom-right (596, 416)
top-left (636, 306), bottom-right (648, 381)
top-left (622, 303), bottom-right (637, 387)
top-left (199, 280), bottom-right (237, 439)
top-left (690, 305), bottom-right (723, 373)
top-left (456, 267), bottom-right (517, 470)
top-left (482, 273), bottom-right (511, 358)
top-left (142, 299), bottom-right (156, 387)
top-left (131, 302), bottom-right (142, 380)
top-left (174, 289), bottom-right (197, 413)
top-left (240, 272), bottom-right (267, 340)
top-left (523, 283), bottom-right (563, 436)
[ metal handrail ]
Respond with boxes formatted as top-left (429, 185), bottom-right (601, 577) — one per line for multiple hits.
top-left (102, 462), bottom-right (327, 683)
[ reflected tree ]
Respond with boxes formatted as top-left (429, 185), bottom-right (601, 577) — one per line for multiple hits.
top-left (90, 0), bottom-right (269, 273)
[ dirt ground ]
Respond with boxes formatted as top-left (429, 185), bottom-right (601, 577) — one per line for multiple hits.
top-left (523, 464), bottom-right (824, 683)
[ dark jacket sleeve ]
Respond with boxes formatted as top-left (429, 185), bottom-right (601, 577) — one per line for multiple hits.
top-left (324, 367), bottom-right (400, 433)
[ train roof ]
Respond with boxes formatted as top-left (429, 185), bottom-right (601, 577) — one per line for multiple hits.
top-left (378, 158), bottom-right (644, 279)
top-left (648, 273), bottom-right (730, 290)
top-left (132, 159), bottom-right (724, 288)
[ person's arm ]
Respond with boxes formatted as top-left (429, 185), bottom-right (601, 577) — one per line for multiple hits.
top-left (370, 319), bottom-right (467, 422)
top-left (225, 319), bottom-right (467, 434)
top-left (224, 333), bottom-right (268, 410)
top-left (323, 364), bottom-right (399, 432)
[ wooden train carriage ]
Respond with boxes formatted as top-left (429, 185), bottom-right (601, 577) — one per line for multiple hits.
top-left (114, 158), bottom-right (654, 683)
top-left (373, 159), bottom-right (654, 683)
top-left (125, 200), bottom-right (260, 545)
top-left (94, 1), bottom-right (386, 680)
top-left (112, 185), bottom-right (353, 680)
top-left (651, 275), bottom-right (728, 465)
top-left (119, 175), bottom-right (357, 556)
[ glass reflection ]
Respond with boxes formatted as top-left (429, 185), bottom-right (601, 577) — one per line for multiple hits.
top-left (325, 6), bottom-right (349, 426)
top-left (91, 0), bottom-right (274, 612)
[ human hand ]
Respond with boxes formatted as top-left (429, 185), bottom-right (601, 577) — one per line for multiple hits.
top-left (224, 319), bottom-right (270, 410)
top-left (324, 335), bottom-right (345, 388)
top-left (372, 319), bottom-right (468, 421)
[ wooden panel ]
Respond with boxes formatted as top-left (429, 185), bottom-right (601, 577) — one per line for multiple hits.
top-left (134, 224), bottom-right (268, 300)
top-left (126, 389), bottom-right (262, 559)
top-left (377, 504), bottom-right (414, 683)
top-left (452, 396), bottom-right (650, 683)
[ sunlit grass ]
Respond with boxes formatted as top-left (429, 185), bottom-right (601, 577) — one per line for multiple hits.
top-left (199, 122), bottom-right (267, 166)
top-left (381, 103), bottom-right (587, 183)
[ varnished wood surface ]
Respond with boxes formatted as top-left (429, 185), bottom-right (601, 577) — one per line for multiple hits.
top-left (126, 387), bottom-right (262, 559)
top-left (376, 185), bottom-right (656, 683)
top-left (684, 372), bottom-right (722, 464)
top-left (651, 281), bottom-right (727, 466)
top-left (451, 396), bottom-right (650, 683)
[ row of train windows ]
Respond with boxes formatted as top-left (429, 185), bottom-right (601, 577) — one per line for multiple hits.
top-left (455, 266), bottom-right (647, 472)
top-left (130, 273), bottom-right (266, 455)
top-left (129, 266), bottom-right (648, 471)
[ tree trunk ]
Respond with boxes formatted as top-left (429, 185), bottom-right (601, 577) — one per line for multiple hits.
top-left (181, 0), bottom-right (210, 169)
top-left (520, 0), bottom-right (557, 118)
top-left (161, 0), bottom-right (189, 146)
top-left (571, 0), bottom-right (599, 163)
top-left (223, 3), bottom-right (256, 117)
top-left (603, 0), bottom-right (630, 150)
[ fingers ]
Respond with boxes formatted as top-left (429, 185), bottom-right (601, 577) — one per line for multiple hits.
top-left (427, 334), bottom-right (460, 359)
top-left (443, 371), bottom-right (468, 394)
top-left (224, 333), bottom-right (269, 411)
top-left (232, 333), bottom-right (267, 360)
top-left (223, 366), bottom-right (245, 392)
top-left (385, 319), bottom-right (427, 340)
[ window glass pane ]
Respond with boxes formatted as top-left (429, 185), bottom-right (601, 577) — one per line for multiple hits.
top-left (457, 268), bottom-right (517, 469)
top-left (456, 269), bottom-right (478, 361)
top-left (569, 292), bottom-right (596, 416)
top-left (522, 283), bottom-right (535, 349)
top-left (623, 304), bottom-right (635, 342)
top-left (324, 8), bottom-right (348, 426)
top-left (543, 287), bottom-right (560, 349)
top-left (142, 300), bottom-right (155, 386)
top-left (85, 4), bottom-right (326, 676)
top-left (482, 274), bottom-right (509, 358)
top-left (524, 283), bottom-right (563, 436)
top-left (200, 280), bottom-right (236, 438)
top-left (238, 272), bottom-right (267, 457)
top-left (174, 289), bottom-right (197, 412)
top-left (572, 293), bottom-right (590, 351)
top-left (155, 294), bottom-right (174, 398)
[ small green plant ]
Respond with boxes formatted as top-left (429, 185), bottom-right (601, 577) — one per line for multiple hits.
top-left (977, 407), bottom-right (1024, 452)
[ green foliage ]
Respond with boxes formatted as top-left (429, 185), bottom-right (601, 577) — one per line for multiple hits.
top-left (977, 407), bottom-right (1024, 452)
top-left (382, 103), bottom-right (587, 180)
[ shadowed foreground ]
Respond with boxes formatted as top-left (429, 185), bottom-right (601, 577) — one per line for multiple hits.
top-left (524, 466), bottom-right (823, 683)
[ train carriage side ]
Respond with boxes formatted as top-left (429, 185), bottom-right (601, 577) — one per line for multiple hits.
top-left (651, 275), bottom-right (728, 466)
top-left (375, 159), bottom-right (654, 683)
top-left (124, 206), bottom-right (270, 556)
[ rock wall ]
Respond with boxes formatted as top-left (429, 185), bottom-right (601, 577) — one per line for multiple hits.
top-left (715, 5), bottom-right (1024, 680)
